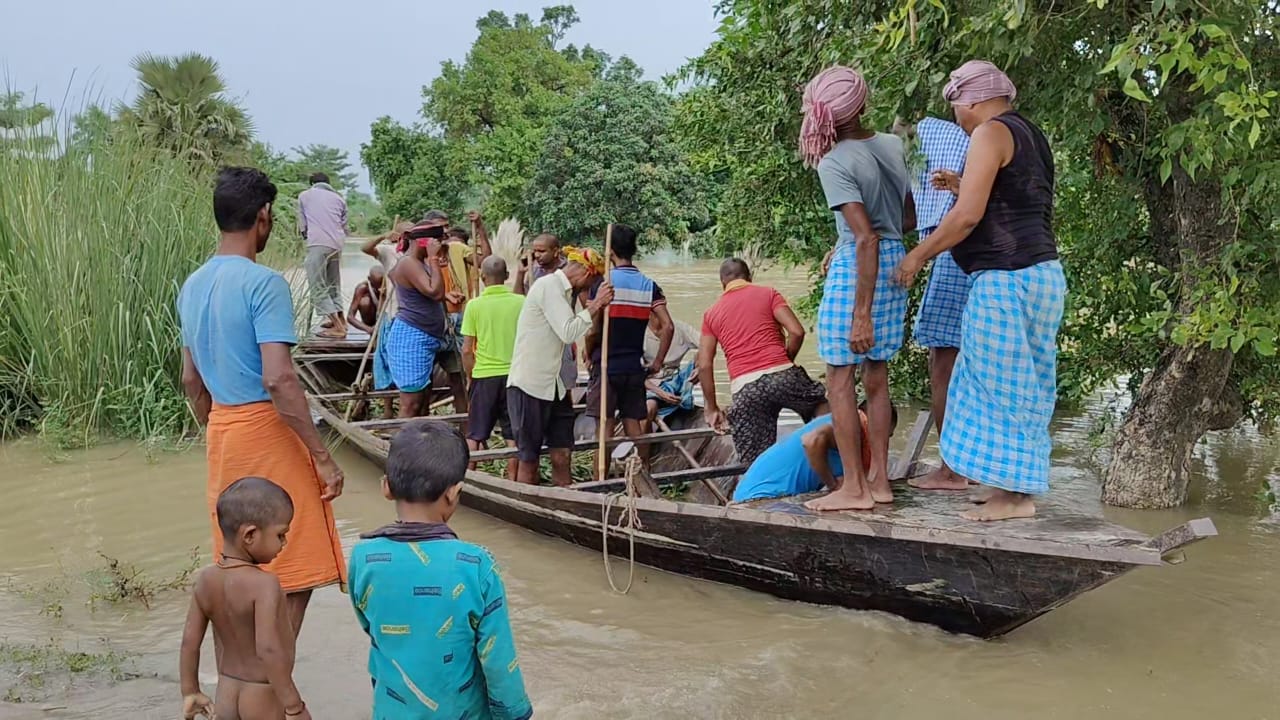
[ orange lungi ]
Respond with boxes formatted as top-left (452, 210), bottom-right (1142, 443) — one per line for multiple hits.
top-left (206, 401), bottom-right (347, 593)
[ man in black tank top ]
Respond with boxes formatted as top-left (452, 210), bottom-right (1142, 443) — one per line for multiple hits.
top-left (893, 61), bottom-right (1067, 522)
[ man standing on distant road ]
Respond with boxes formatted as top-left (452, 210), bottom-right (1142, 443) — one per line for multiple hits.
top-left (298, 172), bottom-right (349, 339)
top-left (179, 167), bottom-right (346, 635)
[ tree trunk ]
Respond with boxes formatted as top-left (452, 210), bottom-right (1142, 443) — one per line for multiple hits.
top-left (1100, 343), bottom-right (1234, 508)
top-left (1099, 68), bottom-right (1246, 504)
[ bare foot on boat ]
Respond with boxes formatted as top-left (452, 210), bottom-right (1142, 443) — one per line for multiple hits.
top-left (970, 485), bottom-right (998, 504)
top-left (868, 471), bottom-right (894, 504)
top-left (960, 490), bottom-right (1035, 521)
top-left (908, 465), bottom-right (969, 491)
top-left (805, 487), bottom-right (875, 512)
top-left (317, 326), bottom-right (346, 339)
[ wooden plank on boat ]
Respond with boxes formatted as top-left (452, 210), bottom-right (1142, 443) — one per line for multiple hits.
top-left (354, 405), bottom-right (589, 430)
top-left (891, 410), bottom-right (933, 481)
top-left (314, 389), bottom-right (402, 402)
top-left (1141, 517), bottom-right (1218, 560)
top-left (469, 427), bottom-right (725, 463)
top-left (295, 352), bottom-right (368, 362)
top-left (653, 417), bottom-right (728, 505)
top-left (571, 464), bottom-right (749, 494)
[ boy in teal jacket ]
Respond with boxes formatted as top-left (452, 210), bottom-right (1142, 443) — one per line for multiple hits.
top-left (349, 418), bottom-right (533, 719)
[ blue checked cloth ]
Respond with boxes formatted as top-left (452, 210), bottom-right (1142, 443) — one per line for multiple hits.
top-left (913, 243), bottom-right (972, 349)
top-left (818, 239), bottom-right (908, 366)
top-left (646, 360), bottom-right (697, 420)
top-left (385, 318), bottom-right (443, 393)
top-left (914, 117), bottom-right (970, 230)
top-left (940, 260), bottom-right (1066, 494)
top-left (373, 316), bottom-right (395, 390)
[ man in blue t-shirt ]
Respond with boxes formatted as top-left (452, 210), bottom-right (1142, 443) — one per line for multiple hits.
top-left (733, 404), bottom-right (897, 504)
top-left (177, 167), bottom-right (347, 632)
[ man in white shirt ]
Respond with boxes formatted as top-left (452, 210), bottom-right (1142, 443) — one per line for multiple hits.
top-left (507, 247), bottom-right (612, 486)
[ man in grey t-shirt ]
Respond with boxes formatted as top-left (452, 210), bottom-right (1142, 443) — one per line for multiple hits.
top-left (801, 65), bottom-right (916, 514)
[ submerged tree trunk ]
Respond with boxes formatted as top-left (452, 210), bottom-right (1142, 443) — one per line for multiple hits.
top-left (1101, 344), bottom-right (1235, 507)
top-left (1101, 135), bottom-right (1240, 508)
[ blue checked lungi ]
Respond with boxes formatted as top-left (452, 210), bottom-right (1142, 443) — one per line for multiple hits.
top-left (385, 318), bottom-right (443, 393)
top-left (913, 242), bottom-right (971, 349)
top-left (373, 316), bottom-right (395, 391)
top-left (940, 260), bottom-right (1066, 494)
top-left (817, 239), bottom-right (908, 366)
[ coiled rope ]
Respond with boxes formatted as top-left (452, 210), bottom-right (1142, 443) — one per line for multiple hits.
top-left (601, 452), bottom-right (643, 594)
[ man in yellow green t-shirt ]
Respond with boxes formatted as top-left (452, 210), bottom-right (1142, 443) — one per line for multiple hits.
top-left (460, 256), bottom-right (526, 480)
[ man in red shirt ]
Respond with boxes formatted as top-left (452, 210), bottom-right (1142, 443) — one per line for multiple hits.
top-left (698, 259), bottom-right (828, 464)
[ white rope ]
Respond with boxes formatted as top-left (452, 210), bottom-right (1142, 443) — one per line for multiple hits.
top-left (601, 453), bottom-right (643, 594)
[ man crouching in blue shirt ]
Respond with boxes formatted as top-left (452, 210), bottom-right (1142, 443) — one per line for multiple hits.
top-left (733, 403), bottom-right (897, 504)
top-left (350, 419), bottom-right (533, 719)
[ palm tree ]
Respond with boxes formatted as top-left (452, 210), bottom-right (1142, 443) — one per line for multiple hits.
top-left (117, 53), bottom-right (253, 167)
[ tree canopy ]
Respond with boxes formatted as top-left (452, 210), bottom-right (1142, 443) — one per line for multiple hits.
top-left (116, 52), bottom-right (253, 167)
top-left (522, 77), bottom-right (709, 245)
top-left (677, 0), bottom-right (1279, 507)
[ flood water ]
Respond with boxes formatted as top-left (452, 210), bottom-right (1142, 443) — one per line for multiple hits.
top-left (2, 255), bottom-right (1279, 719)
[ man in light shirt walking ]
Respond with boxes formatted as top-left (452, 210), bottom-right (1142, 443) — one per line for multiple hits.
top-left (298, 172), bottom-right (348, 339)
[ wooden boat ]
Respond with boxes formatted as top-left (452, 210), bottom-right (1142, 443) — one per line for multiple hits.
top-left (304, 378), bottom-right (1216, 638)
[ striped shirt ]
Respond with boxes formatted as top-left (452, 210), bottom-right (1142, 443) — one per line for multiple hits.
top-left (915, 117), bottom-right (971, 231)
top-left (591, 265), bottom-right (665, 375)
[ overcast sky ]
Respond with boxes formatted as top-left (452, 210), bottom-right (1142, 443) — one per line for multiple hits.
top-left (2, 0), bottom-right (721, 191)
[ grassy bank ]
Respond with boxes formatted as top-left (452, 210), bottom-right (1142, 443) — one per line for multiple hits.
top-left (0, 131), bottom-right (214, 444)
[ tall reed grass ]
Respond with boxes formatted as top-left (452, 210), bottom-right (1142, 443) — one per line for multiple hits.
top-left (0, 128), bottom-right (214, 444)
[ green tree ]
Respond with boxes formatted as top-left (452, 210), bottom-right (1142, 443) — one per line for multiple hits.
top-left (69, 105), bottom-right (116, 153)
top-left (679, 0), bottom-right (1280, 508)
top-left (290, 143), bottom-right (357, 190)
top-left (0, 92), bottom-right (55, 154)
top-left (117, 52), bottom-right (253, 167)
top-left (420, 6), bottom-right (599, 218)
top-left (522, 77), bottom-right (709, 246)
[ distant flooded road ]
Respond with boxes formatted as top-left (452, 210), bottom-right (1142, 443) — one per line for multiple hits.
top-left (1, 255), bottom-right (1278, 719)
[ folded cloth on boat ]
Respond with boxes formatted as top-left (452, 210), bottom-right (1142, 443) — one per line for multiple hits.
top-left (646, 360), bottom-right (697, 420)
top-left (940, 260), bottom-right (1066, 494)
top-left (206, 401), bottom-right (347, 592)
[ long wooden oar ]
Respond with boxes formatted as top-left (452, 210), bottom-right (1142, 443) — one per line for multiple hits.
top-left (596, 223), bottom-right (614, 481)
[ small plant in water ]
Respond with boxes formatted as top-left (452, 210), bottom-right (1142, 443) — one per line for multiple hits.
top-left (0, 639), bottom-right (135, 704)
top-left (85, 547), bottom-right (200, 610)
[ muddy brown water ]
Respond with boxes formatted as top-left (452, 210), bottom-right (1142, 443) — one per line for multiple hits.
top-left (2, 255), bottom-right (1279, 719)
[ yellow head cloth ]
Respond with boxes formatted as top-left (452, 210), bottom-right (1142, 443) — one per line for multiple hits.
top-left (563, 246), bottom-right (606, 275)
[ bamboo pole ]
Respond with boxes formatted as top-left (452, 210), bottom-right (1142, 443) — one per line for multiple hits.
top-left (469, 217), bottom-right (481, 297)
top-left (596, 223), bottom-right (614, 481)
top-left (345, 215), bottom-right (400, 422)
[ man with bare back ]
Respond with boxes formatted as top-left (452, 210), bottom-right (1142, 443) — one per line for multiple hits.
top-left (180, 477), bottom-right (312, 720)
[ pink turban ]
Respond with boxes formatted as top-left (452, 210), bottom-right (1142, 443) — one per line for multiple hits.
top-left (800, 66), bottom-right (869, 168)
top-left (943, 60), bottom-right (1017, 105)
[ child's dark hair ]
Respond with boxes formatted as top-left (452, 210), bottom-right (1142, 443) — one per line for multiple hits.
top-left (386, 419), bottom-right (470, 502)
top-left (447, 226), bottom-right (470, 242)
top-left (216, 477), bottom-right (294, 539)
top-left (857, 400), bottom-right (900, 435)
